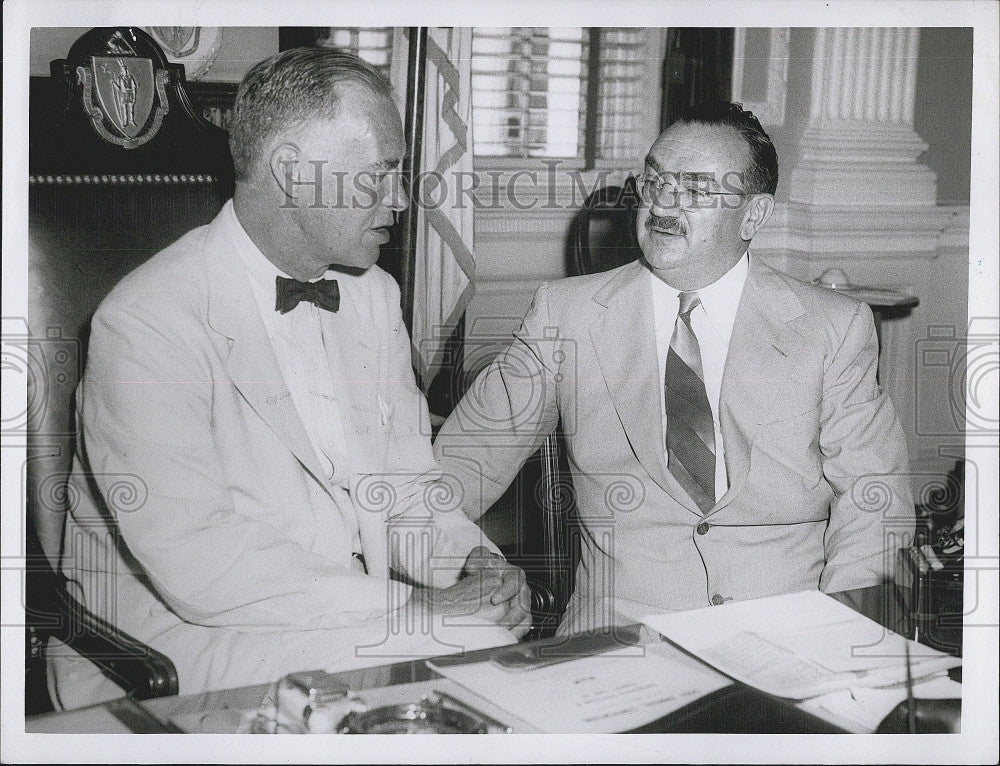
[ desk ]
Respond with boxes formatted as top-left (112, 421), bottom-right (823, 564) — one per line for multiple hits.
top-left (26, 585), bottom-right (946, 735)
top-left (27, 627), bottom-right (846, 734)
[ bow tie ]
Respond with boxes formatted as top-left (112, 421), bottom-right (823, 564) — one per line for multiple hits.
top-left (275, 275), bottom-right (340, 314)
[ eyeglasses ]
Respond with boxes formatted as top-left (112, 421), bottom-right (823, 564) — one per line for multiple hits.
top-left (637, 173), bottom-right (747, 210)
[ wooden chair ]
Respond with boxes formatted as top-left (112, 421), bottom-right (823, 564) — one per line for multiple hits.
top-left (567, 177), bottom-right (643, 276)
top-left (24, 26), bottom-right (234, 711)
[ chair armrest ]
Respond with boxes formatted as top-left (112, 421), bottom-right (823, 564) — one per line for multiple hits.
top-left (529, 581), bottom-right (559, 615)
top-left (28, 551), bottom-right (178, 700)
top-left (55, 585), bottom-right (179, 699)
top-left (523, 581), bottom-right (561, 641)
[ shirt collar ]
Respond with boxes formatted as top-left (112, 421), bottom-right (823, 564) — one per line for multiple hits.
top-left (699, 253), bottom-right (748, 340)
top-left (225, 200), bottom-right (289, 303)
top-left (649, 252), bottom-right (749, 341)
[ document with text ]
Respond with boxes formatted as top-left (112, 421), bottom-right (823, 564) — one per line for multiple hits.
top-left (643, 590), bottom-right (961, 700)
top-left (427, 640), bottom-right (732, 733)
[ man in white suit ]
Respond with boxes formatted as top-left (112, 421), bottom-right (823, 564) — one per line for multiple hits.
top-left (434, 102), bottom-right (914, 634)
top-left (53, 48), bottom-right (529, 708)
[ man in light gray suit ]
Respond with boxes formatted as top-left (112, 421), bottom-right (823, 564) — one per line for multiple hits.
top-left (434, 101), bottom-right (913, 634)
top-left (53, 47), bottom-right (529, 708)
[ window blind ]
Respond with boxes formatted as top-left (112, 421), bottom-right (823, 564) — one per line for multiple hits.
top-left (472, 28), bottom-right (588, 158)
top-left (318, 27), bottom-right (395, 77)
top-left (596, 28), bottom-right (648, 162)
top-left (316, 27), bottom-right (650, 162)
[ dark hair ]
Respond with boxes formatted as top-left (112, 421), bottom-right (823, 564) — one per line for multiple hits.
top-left (673, 101), bottom-right (779, 195)
top-left (228, 47), bottom-right (393, 182)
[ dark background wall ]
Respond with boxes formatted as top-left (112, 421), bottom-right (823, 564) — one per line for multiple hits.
top-left (914, 27), bottom-right (974, 205)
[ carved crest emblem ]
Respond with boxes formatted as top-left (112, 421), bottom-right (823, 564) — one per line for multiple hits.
top-left (93, 57), bottom-right (153, 138)
top-left (77, 56), bottom-right (169, 148)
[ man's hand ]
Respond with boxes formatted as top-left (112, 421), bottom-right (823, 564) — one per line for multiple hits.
top-left (460, 546), bottom-right (533, 638)
top-left (405, 547), bottom-right (532, 639)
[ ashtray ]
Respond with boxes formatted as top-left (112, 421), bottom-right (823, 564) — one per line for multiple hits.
top-left (337, 691), bottom-right (510, 734)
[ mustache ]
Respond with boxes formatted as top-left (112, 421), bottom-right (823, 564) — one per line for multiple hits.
top-left (646, 213), bottom-right (686, 234)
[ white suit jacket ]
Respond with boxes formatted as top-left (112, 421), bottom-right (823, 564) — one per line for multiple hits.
top-left (54, 205), bottom-right (503, 707)
top-left (435, 257), bottom-right (914, 633)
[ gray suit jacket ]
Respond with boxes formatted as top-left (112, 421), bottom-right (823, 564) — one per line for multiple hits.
top-left (435, 257), bottom-right (914, 632)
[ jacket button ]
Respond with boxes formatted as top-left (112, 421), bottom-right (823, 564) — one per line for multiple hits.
top-left (711, 594), bottom-right (725, 606)
top-left (696, 522), bottom-right (710, 535)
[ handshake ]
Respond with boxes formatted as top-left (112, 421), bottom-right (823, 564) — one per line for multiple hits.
top-left (405, 546), bottom-right (533, 639)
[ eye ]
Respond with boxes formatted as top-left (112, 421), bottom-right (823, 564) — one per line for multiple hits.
top-left (643, 174), bottom-right (672, 193)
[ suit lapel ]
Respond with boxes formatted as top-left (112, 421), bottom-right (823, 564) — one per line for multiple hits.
top-left (589, 261), bottom-right (701, 515)
top-left (202, 217), bottom-right (337, 498)
top-left (712, 256), bottom-right (806, 516)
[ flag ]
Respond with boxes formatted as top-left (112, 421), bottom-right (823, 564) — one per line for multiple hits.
top-left (391, 28), bottom-right (476, 392)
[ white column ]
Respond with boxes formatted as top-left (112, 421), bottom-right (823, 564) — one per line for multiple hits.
top-left (753, 28), bottom-right (970, 494)
top-left (788, 28), bottom-right (936, 207)
top-left (762, 27), bottom-right (949, 458)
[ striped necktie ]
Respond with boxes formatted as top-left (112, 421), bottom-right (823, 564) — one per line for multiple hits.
top-left (665, 291), bottom-right (716, 513)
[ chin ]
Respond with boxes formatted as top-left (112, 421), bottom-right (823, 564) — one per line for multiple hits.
top-left (639, 241), bottom-right (687, 266)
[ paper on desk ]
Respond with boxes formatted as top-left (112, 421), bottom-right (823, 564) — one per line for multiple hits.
top-left (427, 640), bottom-right (732, 733)
top-left (643, 590), bottom-right (961, 700)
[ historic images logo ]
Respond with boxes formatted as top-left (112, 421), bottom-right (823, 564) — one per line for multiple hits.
top-left (77, 56), bottom-right (169, 148)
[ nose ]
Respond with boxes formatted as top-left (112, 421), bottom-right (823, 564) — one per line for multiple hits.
top-left (385, 172), bottom-right (409, 213)
top-left (645, 188), bottom-right (683, 213)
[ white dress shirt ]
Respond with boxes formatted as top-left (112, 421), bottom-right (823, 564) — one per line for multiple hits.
top-left (228, 201), bottom-right (369, 555)
top-left (650, 254), bottom-right (749, 500)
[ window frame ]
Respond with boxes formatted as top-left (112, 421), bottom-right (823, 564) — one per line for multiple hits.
top-left (473, 29), bottom-right (666, 213)
top-left (472, 28), bottom-right (666, 172)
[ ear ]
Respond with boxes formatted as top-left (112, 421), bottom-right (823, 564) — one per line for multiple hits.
top-left (740, 194), bottom-right (775, 241)
top-left (268, 141), bottom-right (302, 200)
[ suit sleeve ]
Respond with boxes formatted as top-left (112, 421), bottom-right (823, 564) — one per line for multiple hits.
top-left (818, 301), bottom-right (914, 593)
top-left (373, 275), bottom-right (503, 588)
top-left (433, 283), bottom-right (562, 522)
top-left (79, 300), bottom-right (390, 630)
